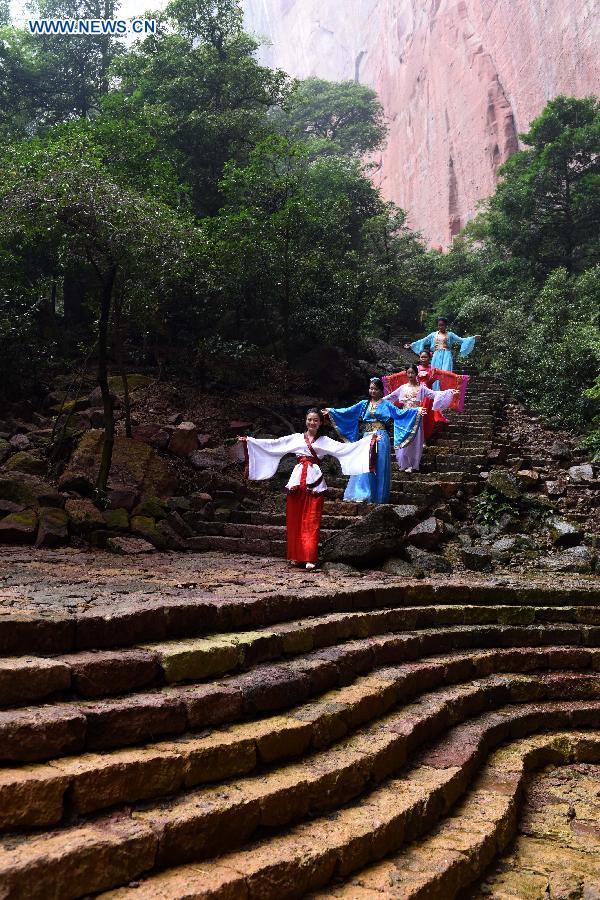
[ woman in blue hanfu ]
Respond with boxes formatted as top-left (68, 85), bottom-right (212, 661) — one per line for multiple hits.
top-left (405, 317), bottom-right (480, 388)
top-left (323, 377), bottom-right (422, 503)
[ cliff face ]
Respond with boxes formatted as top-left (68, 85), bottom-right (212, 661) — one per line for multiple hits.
top-left (244, 0), bottom-right (599, 246)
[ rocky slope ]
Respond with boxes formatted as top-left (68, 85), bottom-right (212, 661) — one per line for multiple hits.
top-left (244, 0), bottom-right (600, 246)
top-left (0, 334), bottom-right (597, 573)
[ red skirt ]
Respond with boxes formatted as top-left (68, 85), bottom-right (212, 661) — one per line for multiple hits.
top-left (286, 490), bottom-right (324, 563)
top-left (421, 396), bottom-right (448, 441)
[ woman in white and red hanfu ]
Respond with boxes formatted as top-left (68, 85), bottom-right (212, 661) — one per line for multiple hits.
top-left (238, 409), bottom-right (376, 569)
top-left (382, 350), bottom-right (470, 443)
top-left (383, 365), bottom-right (459, 472)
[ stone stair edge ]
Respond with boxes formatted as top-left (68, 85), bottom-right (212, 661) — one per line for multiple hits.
top-left (2, 627), bottom-right (600, 765)
top-left (2, 581), bottom-right (600, 657)
top-left (46, 703), bottom-right (600, 900)
top-left (1, 653), bottom-right (599, 833)
top-left (2, 605), bottom-right (600, 708)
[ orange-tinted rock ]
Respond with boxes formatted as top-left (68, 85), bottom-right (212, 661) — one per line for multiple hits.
top-left (168, 422), bottom-right (199, 458)
top-left (59, 430), bottom-right (177, 501)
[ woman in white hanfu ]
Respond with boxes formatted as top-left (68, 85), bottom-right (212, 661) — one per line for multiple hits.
top-left (238, 408), bottom-right (376, 570)
top-left (384, 365), bottom-right (459, 473)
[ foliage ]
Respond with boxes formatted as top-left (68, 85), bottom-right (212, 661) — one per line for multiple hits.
top-left (472, 489), bottom-right (518, 527)
top-left (273, 77), bottom-right (387, 157)
top-left (475, 95), bottom-right (600, 278)
top-left (0, 0), bottom-right (125, 139)
top-left (579, 376), bottom-right (600, 457)
top-left (201, 135), bottom-right (399, 359)
top-left (430, 97), bottom-right (600, 434)
top-left (112, 0), bottom-right (289, 215)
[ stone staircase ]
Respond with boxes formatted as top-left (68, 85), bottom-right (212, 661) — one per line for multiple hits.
top-left (1, 579), bottom-right (599, 898)
top-left (186, 369), bottom-right (506, 558)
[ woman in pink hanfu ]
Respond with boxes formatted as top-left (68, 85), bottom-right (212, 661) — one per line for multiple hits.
top-left (384, 364), bottom-right (459, 472)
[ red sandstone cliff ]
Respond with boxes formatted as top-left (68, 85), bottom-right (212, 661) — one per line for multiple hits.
top-left (244, 0), bottom-right (600, 246)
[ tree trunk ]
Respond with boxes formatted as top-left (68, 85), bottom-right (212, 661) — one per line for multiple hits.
top-left (96, 265), bottom-right (118, 498)
top-left (113, 291), bottom-right (132, 438)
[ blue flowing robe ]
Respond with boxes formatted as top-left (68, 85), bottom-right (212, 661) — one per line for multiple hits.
top-left (328, 399), bottom-right (420, 503)
top-left (410, 331), bottom-right (476, 389)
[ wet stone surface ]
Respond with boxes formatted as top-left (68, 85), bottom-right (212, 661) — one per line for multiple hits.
top-left (472, 763), bottom-right (600, 898)
top-left (0, 547), bottom-right (598, 619)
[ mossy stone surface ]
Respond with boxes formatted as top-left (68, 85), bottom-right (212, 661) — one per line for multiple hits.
top-left (132, 496), bottom-right (168, 519)
top-left (3, 452), bottom-right (47, 477)
top-left (130, 515), bottom-right (169, 550)
top-left (0, 509), bottom-right (38, 543)
top-left (103, 508), bottom-right (130, 531)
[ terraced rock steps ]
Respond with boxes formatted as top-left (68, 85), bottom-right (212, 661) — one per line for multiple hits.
top-left (0, 582), bottom-right (599, 898)
top-left (188, 374), bottom-right (505, 556)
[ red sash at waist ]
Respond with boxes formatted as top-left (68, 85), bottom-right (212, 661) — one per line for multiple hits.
top-left (296, 455), bottom-right (315, 490)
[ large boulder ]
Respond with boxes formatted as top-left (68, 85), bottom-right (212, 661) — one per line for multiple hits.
top-left (9, 434), bottom-right (31, 452)
top-left (461, 546), bottom-right (493, 572)
top-left (405, 546), bottom-right (452, 574)
top-left (516, 469), bottom-right (540, 490)
top-left (0, 476), bottom-right (62, 511)
top-left (546, 518), bottom-right (583, 548)
top-left (130, 515), bottom-right (169, 550)
top-left (106, 535), bottom-right (155, 555)
top-left (3, 452), bottom-right (47, 477)
top-left (487, 470), bottom-right (521, 500)
top-left (362, 338), bottom-right (400, 369)
top-left (189, 449), bottom-right (230, 471)
top-left (35, 507), bottom-right (69, 548)
top-left (568, 464), bottom-right (594, 483)
top-left (0, 440), bottom-right (11, 466)
top-left (407, 517), bottom-right (445, 550)
top-left (381, 557), bottom-right (424, 578)
top-left (294, 345), bottom-right (367, 396)
top-left (490, 535), bottom-right (534, 558)
top-left (320, 505), bottom-right (409, 565)
top-left (65, 498), bottom-right (105, 532)
top-left (132, 495), bottom-right (168, 519)
top-left (541, 547), bottom-right (595, 574)
top-left (168, 422), bottom-right (199, 458)
top-left (102, 508), bottom-right (129, 531)
top-left (132, 424), bottom-right (170, 451)
top-left (549, 441), bottom-right (571, 461)
top-left (59, 430), bottom-right (176, 502)
top-left (0, 509), bottom-right (38, 544)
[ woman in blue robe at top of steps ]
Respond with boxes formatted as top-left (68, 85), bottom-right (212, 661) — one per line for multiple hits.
top-left (405, 316), bottom-right (481, 389)
top-left (323, 377), bottom-right (423, 504)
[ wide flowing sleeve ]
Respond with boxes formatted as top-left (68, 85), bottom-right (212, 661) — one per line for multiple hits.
top-left (436, 371), bottom-right (470, 411)
top-left (317, 434), bottom-right (375, 476)
top-left (382, 370), bottom-right (408, 395)
top-left (327, 401), bottom-right (366, 443)
top-left (240, 434), bottom-right (300, 481)
top-left (380, 400), bottom-right (422, 448)
top-left (382, 385), bottom-right (405, 406)
top-left (420, 386), bottom-right (457, 412)
top-left (449, 332), bottom-right (477, 357)
top-left (410, 332), bottom-right (435, 355)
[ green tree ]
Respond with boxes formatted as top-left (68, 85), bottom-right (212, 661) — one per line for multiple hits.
top-left (359, 208), bottom-right (434, 334)
top-left (113, 0), bottom-right (288, 214)
top-left (274, 77), bottom-right (387, 157)
top-left (204, 135), bottom-right (387, 360)
top-left (0, 0), bottom-right (125, 138)
top-left (480, 95), bottom-right (600, 277)
top-left (0, 129), bottom-right (204, 493)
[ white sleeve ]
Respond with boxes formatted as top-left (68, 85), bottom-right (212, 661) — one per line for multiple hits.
top-left (242, 435), bottom-right (301, 481)
top-left (382, 387), bottom-right (404, 404)
top-left (421, 386), bottom-right (456, 411)
top-left (317, 434), bottom-right (374, 476)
